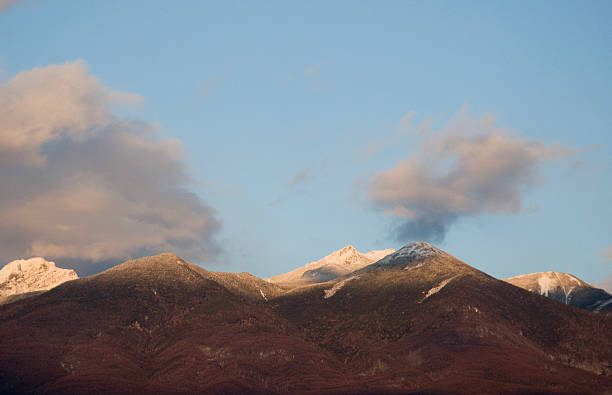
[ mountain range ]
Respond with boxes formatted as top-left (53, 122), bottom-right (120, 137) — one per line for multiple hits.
top-left (0, 243), bottom-right (611, 393)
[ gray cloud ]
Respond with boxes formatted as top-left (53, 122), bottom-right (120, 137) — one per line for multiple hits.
top-left (367, 107), bottom-right (571, 243)
top-left (0, 60), bottom-right (221, 268)
top-left (390, 215), bottom-right (456, 244)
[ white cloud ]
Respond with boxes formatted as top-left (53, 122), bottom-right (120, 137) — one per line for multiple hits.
top-left (366, 107), bottom-right (572, 242)
top-left (0, 61), bottom-right (221, 266)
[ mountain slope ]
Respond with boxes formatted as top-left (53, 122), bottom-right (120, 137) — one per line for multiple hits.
top-left (505, 271), bottom-right (612, 313)
top-left (1, 247), bottom-right (611, 394)
top-left (272, 242), bottom-right (612, 393)
top-left (0, 257), bottom-right (78, 305)
top-left (0, 253), bottom-right (349, 394)
top-left (268, 245), bottom-right (394, 286)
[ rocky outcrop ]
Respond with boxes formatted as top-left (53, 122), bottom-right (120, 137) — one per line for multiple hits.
top-left (0, 257), bottom-right (78, 304)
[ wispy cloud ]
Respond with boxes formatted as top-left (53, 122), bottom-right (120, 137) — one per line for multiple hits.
top-left (287, 168), bottom-right (314, 189)
top-left (304, 64), bottom-right (325, 90)
top-left (198, 76), bottom-right (223, 102)
top-left (365, 106), bottom-right (572, 243)
top-left (305, 64), bottom-right (321, 77)
top-left (0, 60), bottom-right (221, 265)
top-left (360, 110), bottom-right (417, 161)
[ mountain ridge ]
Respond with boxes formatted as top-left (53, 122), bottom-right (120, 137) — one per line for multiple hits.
top-left (1, 245), bottom-right (611, 393)
top-left (506, 270), bottom-right (612, 313)
top-left (267, 245), bottom-right (394, 286)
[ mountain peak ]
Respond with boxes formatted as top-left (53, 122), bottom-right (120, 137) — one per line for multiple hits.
top-left (339, 245), bottom-right (358, 253)
top-left (506, 271), bottom-right (589, 295)
top-left (505, 271), bottom-right (612, 312)
top-left (268, 245), bottom-right (395, 285)
top-left (376, 241), bottom-right (447, 268)
top-left (0, 257), bottom-right (78, 302)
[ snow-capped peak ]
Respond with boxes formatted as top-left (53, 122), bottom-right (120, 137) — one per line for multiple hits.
top-left (505, 271), bottom-right (588, 294)
top-left (504, 271), bottom-right (604, 307)
top-left (377, 241), bottom-right (446, 267)
top-left (267, 245), bottom-right (395, 284)
top-left (325, 245), bottom-right (361, 266)
top-left (0, 257), bottom-right (78, 301)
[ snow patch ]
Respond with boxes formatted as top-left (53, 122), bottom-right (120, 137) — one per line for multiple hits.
top-left (537, 274), bottom-right (552, 297)
top-left (422, 276), bottom-right (456, 301)
top-left (404, 262), bottom-right (424, 271)
top-left (595, 298), bottom-right (612, 313)
top-left (565, 287), bottom-right (575, 305)
top-left (381, 242), bottom-right (443, 264)
top-left (259, 289), bottom-right (268, 301)
top-left (324, 275), bottom-right (360, 299)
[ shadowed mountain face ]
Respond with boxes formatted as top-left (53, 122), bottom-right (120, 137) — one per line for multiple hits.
top-left (505, 271), bottom-right (612, 313)
top-left (1, 246), bottom-right (611, 394)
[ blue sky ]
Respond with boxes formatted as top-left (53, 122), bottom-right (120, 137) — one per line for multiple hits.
top-left (1, 1), bottom-right (611, 287)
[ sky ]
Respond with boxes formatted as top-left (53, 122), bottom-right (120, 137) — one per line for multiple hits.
top-left (1, 1), bottom-right (611, 289)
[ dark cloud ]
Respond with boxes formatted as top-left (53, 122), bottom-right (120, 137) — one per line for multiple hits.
top-left (391, 215), bottom-right (456, 244)
top-left (367, 108), bottom-right (571, 243)
top-left (0, 61), bottom-right (221, 267)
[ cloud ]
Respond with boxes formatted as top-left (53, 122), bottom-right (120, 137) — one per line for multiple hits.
top-left (366, 107), bottom-right (571, 243)
top-left (0, 60), bottom-right (221, 267)
top-left (304, 64), bottom-right (321, 77)
top-left (198, 76), bottom-right (223, 102)
top-left (603, 247), bottom-right (612, 262)
top-left (287, 169), bottom-right (314, 188)
top-left (360, 110), bottom-right (417, 161)
top-left (0, 0), bottom-right (19, 12)
top-left (0, 60), bottom-right (143, 165)
top-left (304, 64), bottom-right (325, 90)
top-left (397, 111), bottom-right (417, 134)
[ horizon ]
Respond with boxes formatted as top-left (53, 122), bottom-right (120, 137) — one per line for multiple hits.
top-left (1, 1), bottom-right (611, 291)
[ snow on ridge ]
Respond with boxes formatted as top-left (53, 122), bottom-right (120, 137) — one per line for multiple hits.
top-left (537, 274), bottom-right (552, 297)
top-left (506, 271), bottom-right (590, 289)
top-left (377, 241), bottom-right (446, 267)
top-left (595, 298), bottom-right (612, 313)
top-left (324, 275), bottom-right (360, 299)
top-left (421, 276), bottom-right (456, 301)
top-left (506, 271), bottom-right (595, 305)
top-left (0, 257), bottom-right (78, 299)
top-left (268, 245), bottom-right (395, 284)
